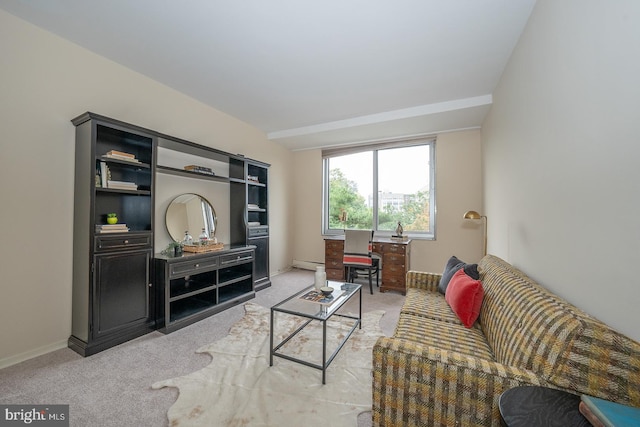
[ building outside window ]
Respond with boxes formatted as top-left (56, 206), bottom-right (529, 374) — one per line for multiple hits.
top-left (322, 138), bottom-right (435, 239)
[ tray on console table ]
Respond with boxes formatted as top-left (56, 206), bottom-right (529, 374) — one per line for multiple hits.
top-left (182, 242), bottom-right (224, 253)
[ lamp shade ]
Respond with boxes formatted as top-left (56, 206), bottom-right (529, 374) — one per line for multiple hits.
top-left (463, 210), bottom-right (482, 220)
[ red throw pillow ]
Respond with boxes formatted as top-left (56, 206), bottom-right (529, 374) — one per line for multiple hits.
top-left (445, 269), bottom-right (484, 328)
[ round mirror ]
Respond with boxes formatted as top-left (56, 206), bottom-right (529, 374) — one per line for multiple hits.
top-left (165, 193), bottom-right (217, 243)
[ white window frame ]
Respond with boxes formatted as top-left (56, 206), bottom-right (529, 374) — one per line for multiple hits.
top-left (322, 137), bottom-right (436, 239)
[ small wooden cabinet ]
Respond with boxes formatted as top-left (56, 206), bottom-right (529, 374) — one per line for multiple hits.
top-left (372, 241), bottom-right (411, 294)
top-left (325, 239), bottom-right (345, 281)
top-left (324, 237), bottom-right (411, 294)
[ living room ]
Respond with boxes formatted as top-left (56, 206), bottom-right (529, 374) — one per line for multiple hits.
top-left (1, 0), bottom-right (639, 415)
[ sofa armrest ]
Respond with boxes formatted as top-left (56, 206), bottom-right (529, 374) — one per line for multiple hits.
top-left (372, 337), bottom-right (544, 427)
top-left (406, 270), bottom-right (441, 292)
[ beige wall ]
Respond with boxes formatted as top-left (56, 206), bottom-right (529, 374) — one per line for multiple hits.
top-left (291, 129), bottom-right (484, 274)
top-left (0, 10), bottom-right (293, 366)
top-left (482, 0), bottom-right (640, 341)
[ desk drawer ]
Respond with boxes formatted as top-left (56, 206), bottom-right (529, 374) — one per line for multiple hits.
top-left (383, 253), bottom-right (406, 265)
top-left (383, 263), bottom-right (406, 276)
top-left (326, 268), bottom-right (345, 281)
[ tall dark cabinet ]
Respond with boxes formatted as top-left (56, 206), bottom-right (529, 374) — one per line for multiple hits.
top-left (230, 159), bottom-right (271, 290)
top-left (69, 113), bottom-right (156, 356)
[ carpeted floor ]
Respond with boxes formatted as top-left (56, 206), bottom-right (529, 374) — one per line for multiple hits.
top-left (0, 268), bottom-right (405, 426)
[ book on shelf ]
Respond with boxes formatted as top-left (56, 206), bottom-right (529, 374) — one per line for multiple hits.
top-left (580, 395), bottom-right (640, 427)
top-left (247, 203), bottom-right (260, 209)
top-left (247, 175), bottom-right (260, 183)
top-left (99, 161), bottom-right (109, 188)
top-left (298, 289), bottom-right (344, 305)
top-left (107, 180), bottom-right (138, 190)
top-left (184, 165), bottom-right (215, 175)
top-left (102, 150), bottom-right (140, 163)
top-left (107, 150), bottom-right (135, 159)
top-left (96, 224), bottom-right (129, 233)
top-left (100, 154), bottom-right (140, 163)
top-left (247, 221), bottom-right (261, 227)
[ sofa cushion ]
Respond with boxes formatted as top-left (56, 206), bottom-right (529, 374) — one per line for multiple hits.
top-left (402, 287), bottom-right (471, 326)
top-left (445, 269), bottom-right (484, 328)
top-left (438, 255), bottom-right (479, 294)
top-left (395, 312), bottom-right (495, 360)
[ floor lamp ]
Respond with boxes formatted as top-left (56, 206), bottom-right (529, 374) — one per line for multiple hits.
top-left (463, 210), bottom-right (487, 256)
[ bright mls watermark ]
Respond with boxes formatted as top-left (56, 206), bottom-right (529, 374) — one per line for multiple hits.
top-left (0, 405), bottom-right (68, 426)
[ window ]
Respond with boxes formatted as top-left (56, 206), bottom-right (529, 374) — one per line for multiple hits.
top-left (322, 138), bottom-right (435, 238)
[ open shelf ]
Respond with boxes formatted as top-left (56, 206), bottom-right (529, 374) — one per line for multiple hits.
top-left (156, 165), bottom-right (231, 183)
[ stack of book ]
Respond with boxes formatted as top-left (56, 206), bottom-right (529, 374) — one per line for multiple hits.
top-left (101, 150), bottom-right (140, 163)
top-left (247, 175), bottom-right (260, 183)
top-left (106, 180), bottom-right (138, 190)
top-left (580, 395), bottom-right (640, 427)
top-left (184, 165), bottom-right (215, 175)
top-left (96, 224), bottom-right (130, 233)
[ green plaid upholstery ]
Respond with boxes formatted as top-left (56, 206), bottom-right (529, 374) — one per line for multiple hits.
top-left (372, 254), bottom-right (640, 426)
top-left (401, 288), bottom-right (469, 326)
top-left (372, 337), bottom-right (543, 426)
top-left (395, 312), bottom-right (492, 359)
top-left (478, 256), bottom-right (584, 380)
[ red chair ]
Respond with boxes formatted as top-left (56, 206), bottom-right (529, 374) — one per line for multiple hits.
top-left (343, 229), bottom-right (379, 294)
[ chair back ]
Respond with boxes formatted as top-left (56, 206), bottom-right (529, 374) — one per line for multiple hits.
top-left (343, 229), bottom-right (374, 266)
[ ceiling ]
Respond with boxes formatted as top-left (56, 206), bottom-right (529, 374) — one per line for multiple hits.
top-left (0, 0), bottom-right (537, 151)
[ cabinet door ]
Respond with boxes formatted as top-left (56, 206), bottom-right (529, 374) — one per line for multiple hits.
top-left (93, 249), bottom-right (152, 338)
top-left (249, 236), bottom-right (269, 288)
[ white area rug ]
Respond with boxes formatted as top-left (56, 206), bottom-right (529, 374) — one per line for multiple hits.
top-left (152, 302), bottom-right (385, 427)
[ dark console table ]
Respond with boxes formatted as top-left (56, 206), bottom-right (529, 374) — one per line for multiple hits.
top-left (154, 245), bottom-right (255, 333)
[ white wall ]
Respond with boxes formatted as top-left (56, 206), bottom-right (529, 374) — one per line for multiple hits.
top-left (0, 10), bottom-right (293, 366)
top-left (291, 129), bottom-right (484, 274)
top-left (482, 0), bottom-right (640, 341)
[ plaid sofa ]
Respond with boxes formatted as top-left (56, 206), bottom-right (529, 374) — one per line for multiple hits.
top-left (372, 254), bottom-right (640, 426)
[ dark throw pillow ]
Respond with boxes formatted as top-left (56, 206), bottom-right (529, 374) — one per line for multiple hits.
top-left (438, 255), bottom-right (480, 294)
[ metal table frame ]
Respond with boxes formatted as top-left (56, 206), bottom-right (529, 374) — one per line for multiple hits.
top-left (269, 282), bottom-right (362, 384)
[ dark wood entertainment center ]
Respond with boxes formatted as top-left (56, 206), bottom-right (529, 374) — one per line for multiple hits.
top-left (69, 112), bottom-right (270, 356)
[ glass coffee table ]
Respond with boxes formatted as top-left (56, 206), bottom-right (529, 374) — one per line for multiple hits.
top-left (269, 281), bottom-right (362, 384)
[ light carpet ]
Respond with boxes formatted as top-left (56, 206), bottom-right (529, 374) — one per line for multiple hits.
top-left (152, 302), bottom-right (385, 427)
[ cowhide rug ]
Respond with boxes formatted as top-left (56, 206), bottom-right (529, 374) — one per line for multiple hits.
top-left (152, 302), bottom-right (385, 427)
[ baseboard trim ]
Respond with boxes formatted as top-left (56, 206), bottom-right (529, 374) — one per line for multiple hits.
top-left (0, 339), bottom-right (68, 369)
top-left (292, 260), bottom-right (324, 271)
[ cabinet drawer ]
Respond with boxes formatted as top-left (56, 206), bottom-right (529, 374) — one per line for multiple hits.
top-left (381, 273), bottom-right (406, 287)
top-left (325, 257), bottom-right (344, 270)
top-left (170, 257), bottom-right (219, 278)
top-left (382, 243), bottom-right (406, 254)
top-left (383, 263), bottom-right (406, 276)
top-left (326, 268), bottom-right (345, 281)
top-left (325, 240), bottom-right (344, 252)
top-left (95, 234), bottom-right (151, 251)
top-left (248, 226), bottom-right (268, 237)
top-left (220, 251), bottom-right (254, 266)
top-left (325, 248), bottom-right (343, 261)
top-left (383, 253), bottom-right (406, 265)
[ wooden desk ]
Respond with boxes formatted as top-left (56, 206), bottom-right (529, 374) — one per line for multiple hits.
top-left (324, 236), bottom-right (411, 294)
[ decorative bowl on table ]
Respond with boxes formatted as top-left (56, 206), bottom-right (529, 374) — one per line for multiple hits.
top-left (320, 286), bottom-right (334, 297)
